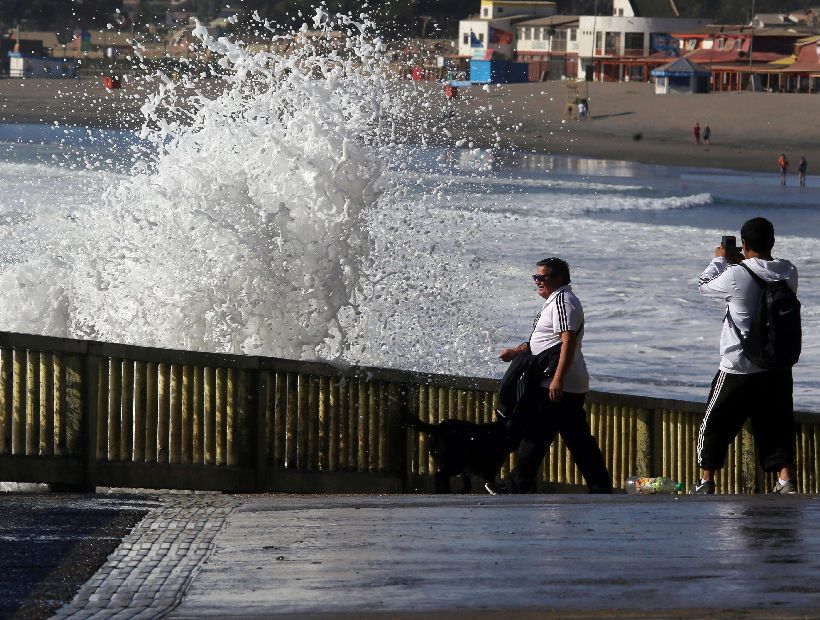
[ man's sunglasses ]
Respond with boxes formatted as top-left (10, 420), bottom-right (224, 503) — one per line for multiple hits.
top-left (532, 273), bottom-right (555, 284)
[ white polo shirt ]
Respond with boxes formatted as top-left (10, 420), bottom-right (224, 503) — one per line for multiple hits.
top-left (529, 284), bottom-right (589, 394)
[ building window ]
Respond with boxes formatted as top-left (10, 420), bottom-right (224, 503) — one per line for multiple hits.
top-left (625, 32), bottom-right (644, 51)
top-left (479, 33), bottom-right (485, 43)
top-left (497, 7), bottom-right (504, 13)
top-left (534, 27), bottom-right (541, 41)
top-left (483, 7), bottom-right (489, 17)
top-left (618, 8), bottom-right (624, 16)
top-left (463, 33), bottom-right (469, 45)
top-left (570, 29), bottom-right (577, 42)
top-left (605, 32), bottom-right (621, 54)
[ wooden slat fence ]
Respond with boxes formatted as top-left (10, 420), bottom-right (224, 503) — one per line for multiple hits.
top-left (0, 331), bottom-right (817, 494)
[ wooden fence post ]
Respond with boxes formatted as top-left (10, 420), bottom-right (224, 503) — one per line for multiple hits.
top-left (82, 353), bottom-right (100, 492)
top-left (253, 365), bottom-right (268, 492)
top-left (635, 407), bottom-right (653, 478)
top-left (740, 420), bottom-right (758, 494)
top-left (395, 385), bottom-right (412, 493)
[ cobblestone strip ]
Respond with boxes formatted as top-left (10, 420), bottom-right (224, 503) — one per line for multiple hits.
top-left (52, 494), bottom-right (239, 620)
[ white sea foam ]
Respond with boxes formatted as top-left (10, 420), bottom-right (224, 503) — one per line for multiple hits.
top-left (0, 10), bottom-right (427, 359)
top-left (438, 188), bottom-right (713, 218)
top-left (401, 170), bottom-right (647, 193)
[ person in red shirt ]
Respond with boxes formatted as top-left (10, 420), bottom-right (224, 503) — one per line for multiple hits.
top-left (778, 154), bottom-right (789, 186)
top-left (693, 122), bottom-right (701, 145)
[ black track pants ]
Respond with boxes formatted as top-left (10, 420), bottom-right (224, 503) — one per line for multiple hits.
top-left (697, 369), bottom-right (795, 472)
top-left (509, 390), bottom-right (612, 493)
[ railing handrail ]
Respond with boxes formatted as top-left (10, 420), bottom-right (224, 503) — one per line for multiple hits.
top-left (1, 329), bottom-right (817, 421)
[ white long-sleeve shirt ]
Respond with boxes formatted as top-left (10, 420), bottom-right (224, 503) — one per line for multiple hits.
top-left (698, 256), bottom-right (798, 374)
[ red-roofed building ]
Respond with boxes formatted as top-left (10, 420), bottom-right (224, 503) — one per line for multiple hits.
top-left (779, 36), bottom-right (820, 92)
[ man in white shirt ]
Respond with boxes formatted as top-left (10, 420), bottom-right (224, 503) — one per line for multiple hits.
top-left (694, 217), bottom-right (798, 494)
top-left (495, 257), bottom-right (612, 494)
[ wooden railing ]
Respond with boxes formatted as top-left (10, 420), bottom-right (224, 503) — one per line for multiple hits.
top-left (0, 331), bottom-right (817, 494)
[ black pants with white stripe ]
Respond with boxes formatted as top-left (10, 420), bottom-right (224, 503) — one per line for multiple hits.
top-left (509, 390), bottom-right (612, 493)
top-left (698, 369), bottom-right (795, 472)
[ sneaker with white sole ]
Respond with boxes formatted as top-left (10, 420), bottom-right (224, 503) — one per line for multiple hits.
top-left (689, 480), bottom-right (716, 495)
top-left (484, 480), bottom-right (510, 495)
top-left (773, 479), bottom-right (798, 494)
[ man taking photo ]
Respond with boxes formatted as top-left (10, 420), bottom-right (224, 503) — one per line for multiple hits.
top-left (694, 217), bottom-right (800, 494)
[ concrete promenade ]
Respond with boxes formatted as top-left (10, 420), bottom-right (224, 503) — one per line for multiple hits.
top-left (49, 492), bottom-right (820, 619)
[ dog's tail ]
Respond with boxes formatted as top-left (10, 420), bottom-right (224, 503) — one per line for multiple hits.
top-left (401, 404), bottom-right (437, 435)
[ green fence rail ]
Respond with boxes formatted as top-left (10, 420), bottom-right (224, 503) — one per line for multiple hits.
top-left (0, 331), bottom-right (817, 494)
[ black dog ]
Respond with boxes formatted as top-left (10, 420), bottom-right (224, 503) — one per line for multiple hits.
top-left (405, 412), bottom-right (522, 494)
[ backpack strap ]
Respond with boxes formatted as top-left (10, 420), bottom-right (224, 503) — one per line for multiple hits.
top-left (725, 307), bottom-right (744, 343)
top-left (739, 262), bottom-right (768, 288)
top-left (725, 263), bottom-right (765, 343)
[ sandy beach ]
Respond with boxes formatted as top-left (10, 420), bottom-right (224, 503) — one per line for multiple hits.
top-left (440, 81), bottom-right (820, 174)
top-left (1, 77), bottom-right (819, 173)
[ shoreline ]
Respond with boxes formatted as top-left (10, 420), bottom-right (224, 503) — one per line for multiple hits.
top-left (2, 78), bottom-right (820, 175)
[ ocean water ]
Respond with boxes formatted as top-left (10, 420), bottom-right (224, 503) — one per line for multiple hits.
top-left (0, 11), bottom-right (818, 411)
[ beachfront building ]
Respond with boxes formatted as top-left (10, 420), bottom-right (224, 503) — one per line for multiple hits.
top-left (8, 53), bottom-right (78, 78)
top-left (575, 0), bottom-right (710, 82)
top-left (752, 10), bottom-right (820, 28)
top-left (514, 16), bottom-right (580, 79)
top-left (651, 56), bottom-right (710, 93)
top-left (681, 26), bottom-right (818, 92)
top-left (776, 35), bottom-right (820, 92)
top-left (457, 1), bottom-right (556, 60)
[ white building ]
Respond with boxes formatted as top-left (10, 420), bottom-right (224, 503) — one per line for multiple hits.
top-left (515, 16), bottom-right (580, 78)
top-left (457, 0), bottom-right (713, 82)
top-left (576, 0), bottom-right (709, 81)
top-left (458, 0), bottom-right (556, 59)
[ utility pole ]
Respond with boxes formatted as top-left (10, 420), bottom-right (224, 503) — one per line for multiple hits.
top-left (585, 0), bottom-right (599, 99)
top-left (748, 0), bottom-right (756, 69)
top-left (748, 0), bottom-right (756, 90)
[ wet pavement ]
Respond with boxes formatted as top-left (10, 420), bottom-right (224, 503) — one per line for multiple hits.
top-left (0, 492), bottom-right (155, 619)
top-left (168, 494), bottom-right (820, 619)
top-left (4, 492), bottom-right (820, 619)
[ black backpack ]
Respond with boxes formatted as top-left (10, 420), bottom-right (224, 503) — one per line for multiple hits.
top-left (727, 263), bottom-right (801, 369)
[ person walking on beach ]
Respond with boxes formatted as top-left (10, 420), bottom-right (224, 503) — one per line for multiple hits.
top-left (692, 218), bottom-right (800, 495)
top-left (492, 258), bottom-right (612, 495)
top-left (693, 122), bottom-right (701, 145)
top-left (577, 100), bottom-right (587, 121)
top-left (778, 153), bottom-right (789, 185)
top-left (702, 124), bottom-right (711, 145)
top-left (798, 156), bottom-right (807, 188)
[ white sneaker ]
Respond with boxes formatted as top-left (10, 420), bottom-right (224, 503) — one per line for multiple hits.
top-left (773, 479), bottom-right (798, 494)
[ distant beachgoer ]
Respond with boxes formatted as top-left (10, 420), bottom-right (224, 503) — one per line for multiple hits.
top-left (693, 122), bottom-right (701, 145)
top-left (798, 156), bottom-right (807, 188)
top-left (778, 154), bottom-right (789, 186)
top-left (703, 124), bottom-right (711, 145)
top-left (577, 100), bottom-right (587, 121)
